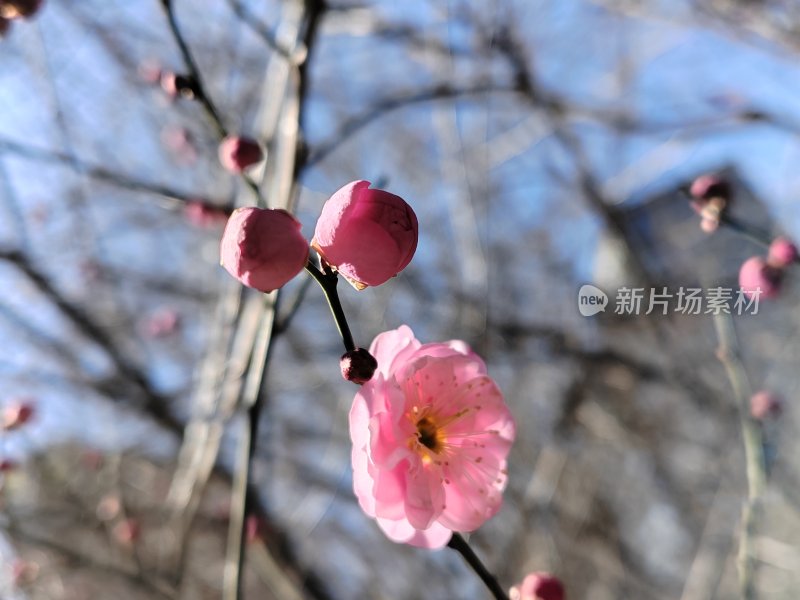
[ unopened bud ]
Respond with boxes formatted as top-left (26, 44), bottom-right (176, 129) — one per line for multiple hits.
top-left (690, 174), bottom-right (730, 201)
top-left (0, 0), bottom-right (43, 20)
top-left (510, 572), bottom-right (565, 600)
top-left (160, 71), bottom-right (199, 100)
top-left (750, 390), bottom-right (782, 420)
top-left (340, 348), bottom-right (378, 384)
top-left (739, 256), bottom-right (783, 300)
top-left (218, 136), bottom-right (263, 173)
top-left (767, 236), bottom-right (798, 269)
top-left (2, 401), bottom-right (34, 431)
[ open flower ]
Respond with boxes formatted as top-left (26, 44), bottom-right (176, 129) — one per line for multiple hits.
top-left (220, 207), bottom-right (309, 292)
top-left (349, 326), bottom-right (515, 548)
top-left (312, 180), bottom-right (418, 290)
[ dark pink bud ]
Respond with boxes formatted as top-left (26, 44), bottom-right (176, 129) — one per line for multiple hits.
top-left (184, 200), bottom-right (230, 228)
top-left (0, 459), bottom-right (18, 472)
top-left (220, 207), bottom-right (309, 292)
top-left (739, 256), bottom-right (782, 300)
top-left (767, 236), bottom-right (798, 268)
top-left (218, 136), bottom-right (263, 173)
top-left (340, 348), bottom-right (378, 384)
top-left (2, 400), bottom-right (34, 431)
top-left (0, 0), bottom-right (43, 20)
top-left (312, 180), bottom-right (418, 289)
top-left (160, 71), bottom-right (198, 99)
top-left (690, 174), bottom-right (730, 200)
top-left (750, 390), bottom-right (782, 420)
top-left (510, 572), bottom-right (565, 600)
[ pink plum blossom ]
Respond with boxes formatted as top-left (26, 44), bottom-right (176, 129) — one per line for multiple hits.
top-left (739, 256), bottom-right (782, 300)
top-left (220, 207), bottom-right (309, 292)
top-left (767, 236), bottom-right (798, 268)
top-left (510, 572), bottom-right (566, 600)
top-left (312, 180), bottom-right (418, 290)
top-left (349, 326), bottom-right (515, 548)
top-left (218, 135), bottom-right (263, 173)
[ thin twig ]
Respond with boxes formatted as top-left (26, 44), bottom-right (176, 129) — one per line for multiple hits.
top-left (447, 533), bottom-right (510, 600)
top-left (159, 0), bottom-right (262, 199)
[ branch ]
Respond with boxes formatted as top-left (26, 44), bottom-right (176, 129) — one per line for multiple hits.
top-left (712, 312), bottom-right (767, 600)
top-left (304, 82), bottom-right (514, 168)
top-left (0, 248), bottom-right (181, 433)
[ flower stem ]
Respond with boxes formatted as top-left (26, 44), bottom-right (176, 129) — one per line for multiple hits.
top-left (305, 260), bottom-right (356, 352)
top-left (720, 214), bottom-right (771, 249)
top-left (712, 312), bottom-right (767, 600)
top-left (447, 533), bottom-right (509, 600)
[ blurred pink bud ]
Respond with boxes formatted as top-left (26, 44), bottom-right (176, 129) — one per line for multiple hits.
top-left (184, 200), bottom-right (230, 228)
top-left (700, 217), bottom-right (719, 233)
top-left (767, 236), bottom-right (798, 268)
top-left (113, 519), bottom-right (140, 545)
top-left (80, 259), bottom-right (103, 283)
top-left (137, 59), bottom-right (162, 85)
top-left (2, 401), bottom-right (34, 431)
top-left (160, 71), bottom-right (178, 97)
top-left (510, 572), bottom-right (566, 600)
top-left (690, 174), bottom-right (730, 200)
top-left (142, 308), bottom-right (180, 338)
top-left (220, 207), bottom-right (309, 292)
top-left (0, 459), bottom-right (18, 472)
top-left (312, 180), bottom-right (418, 289)
top-left (81, 449), bottom-right (104, 470)
top-left (245, 515), bottom-right (264, 544)
top-left (218, 136), bottom-right (263, 173)
top-left (340, 348), bottom-right (378, 384)
top-left (739, 256), bottom-right (782, 300)
top-left (0, 0), bottom-right (43, 20)
top-left (10, 559), bottom-right (38, 587)
top-left (750, 390), bottom-right (783, 420)
top-left (96, 494), bottom-right (122, 521)
top-left (160, 126), bottom-right (197, 165)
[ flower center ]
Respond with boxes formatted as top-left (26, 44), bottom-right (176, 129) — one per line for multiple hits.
top-left (416, 417), bottom-right (443, 453)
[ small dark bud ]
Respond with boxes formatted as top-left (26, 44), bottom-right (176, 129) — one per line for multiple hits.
top-left (160, 71), bottom-right (200, 100)
top-left (340, 348), bottom-right (378, 385)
